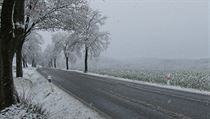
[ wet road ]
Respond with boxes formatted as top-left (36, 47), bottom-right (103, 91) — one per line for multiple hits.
top-left (37, 68), bottom-right (210, 119)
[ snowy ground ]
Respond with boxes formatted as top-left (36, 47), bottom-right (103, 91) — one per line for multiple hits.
top-left (0, 68), bottom-right (105, 119)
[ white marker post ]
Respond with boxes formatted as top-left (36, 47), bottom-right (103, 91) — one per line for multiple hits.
top-left (47, 75), bottom-right (54, 92)
top-left (166, 73), bottom-right (172, 85)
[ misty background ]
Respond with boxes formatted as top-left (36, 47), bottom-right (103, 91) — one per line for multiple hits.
top-left (39, 0), bottom-right (209, 62)
top-left (30, 0), bottom-right (210, 91)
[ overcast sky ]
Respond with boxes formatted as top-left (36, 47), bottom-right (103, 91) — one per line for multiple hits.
top-left (41, 0), bottom-right (209, 60)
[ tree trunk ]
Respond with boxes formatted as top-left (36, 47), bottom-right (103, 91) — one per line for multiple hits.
top-left (50, 59), bottom-right (53, 68)
top-left (1, 51), bottom-right (16, 108)
top-left (22, 58), bottom-right (25, 68)
top-left (48, 59), bottom-right (52, 68)
top-left (84, 46), bottom-right (89, 73)
top-left (32, 58), bottom-right (36, 67)
top-left (16, 44), bottom-right (23, 77)
top-left (32, 60), bottom-right (34, 67)
top-left (66, 57), bottom-right (69, 70)
top-left (32, 59), bottom-right (34, 67)
top-left (14, 0), bottom-right (25, 76)
top-left (54, 58), bottom-right (57, 68)
top-left (0, 39), bottom-right (3, 111)
top-left (0, 0), bottom-right (17, 110)
top-left (22, 55), bottom-right (27, 68)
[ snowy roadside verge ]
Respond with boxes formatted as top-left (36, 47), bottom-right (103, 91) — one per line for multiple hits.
top-left (0, 68), bottom-right (105, 119)
top-left (66, 69), bottom-right (210, 96)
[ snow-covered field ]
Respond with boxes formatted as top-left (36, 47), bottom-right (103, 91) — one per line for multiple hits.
top-left (0, 68), bottom-right (105, 119)
top-left (72, 66), bottom-right (210, 91)
top-left (68, 70), bottom-right (210, 96)
top-left (91, 69), bottom-right (210, 91)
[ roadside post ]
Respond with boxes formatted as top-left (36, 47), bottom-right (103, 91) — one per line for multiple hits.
top-left (48, 75), bottom-right (54, 92)
top-left (165, 73), bottom-right (172, 85)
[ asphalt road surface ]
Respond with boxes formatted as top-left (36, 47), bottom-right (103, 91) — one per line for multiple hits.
top-left (37, 68), bottom-right (210, 119)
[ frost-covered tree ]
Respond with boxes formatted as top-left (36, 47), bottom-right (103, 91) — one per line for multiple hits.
top-left (42, 44), bottom-right (54, 68)
top-left (84, 30), bottom-right (110, 72)
top-left (16, 0), bottom-right (89, 77)
top-left (41, 36), bottom-right (61, 68)
top-left (78, 10), bottom-right (110, 73)
top-left (51, 33), bottom-right (65, 68)
top-left (50, 9), bottom-right (110, 71)
top-left (22, 32), bottom-right (43, 68)
top-left (52, 32), bottom-right (82, 70)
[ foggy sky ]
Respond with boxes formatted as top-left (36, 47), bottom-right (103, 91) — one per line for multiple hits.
top-left (89, 0), bottom-right (209, 59)
top-left (41, 0), bottom-right (209, 60)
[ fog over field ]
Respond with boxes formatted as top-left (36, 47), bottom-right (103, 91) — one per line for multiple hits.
top-left (40, 0), bottom-right (209, 61)
top-left (89, 0), bottom-right (209, 60)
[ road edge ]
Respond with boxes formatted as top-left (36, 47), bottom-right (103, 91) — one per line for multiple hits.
top-left (65, 69), bottom-right (210, 96)
top-left (36, 69), bottom-right (112, 119)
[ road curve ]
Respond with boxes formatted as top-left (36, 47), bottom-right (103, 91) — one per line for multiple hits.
top-left (37, 68), bottom-right (210, 119)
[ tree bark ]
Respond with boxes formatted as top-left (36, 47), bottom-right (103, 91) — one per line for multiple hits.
top-left (22, 55), bottom-right (27, 68)
top-left (0, 0), bottom-right (25, 110)
top-left (16, 43), bottom-right (24, 77)
top-left (0, 37), bottom-right (3, 111)
top-left (50, 59), bottom-right (53, 68)
top-left (1, 52), bottom-right (16, 108)
top-left (54, 58), bottom-right (57, 68)
top-left (14, 0), bottom-right (25, 78)
top-left (84, 46), bottom-right (89, 73)
top-left (0, 0), bottom-right (16, 110)
top-left (48, 59), bottom-right (52, 68)
top-left (66, 57), bottom-right (69, 70)
top-left (32, 58), bottom-right (36, 67)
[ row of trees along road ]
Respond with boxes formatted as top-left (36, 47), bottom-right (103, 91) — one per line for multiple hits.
top-left (44, 10), bottom-right (110, 72)
top-left (22, 31), bottom-right (43, 68)
top-left (0, 0), bottom-right (109, 111)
